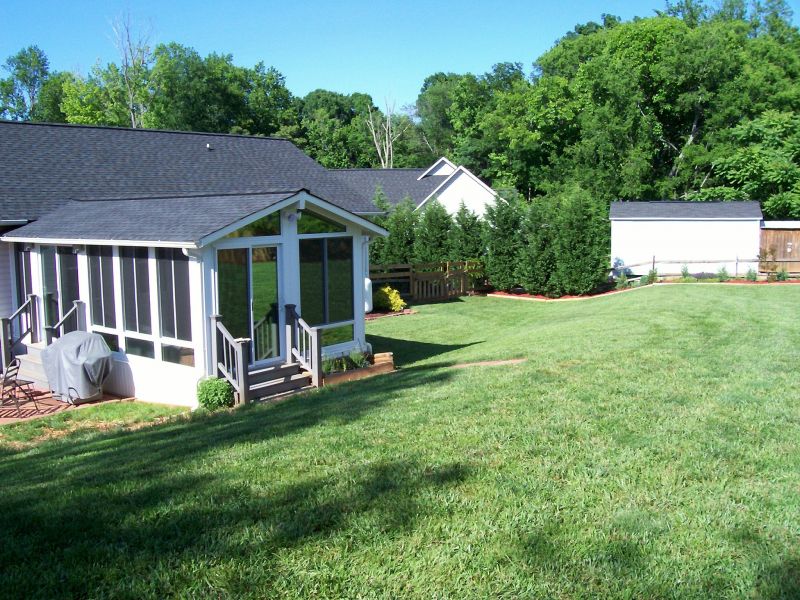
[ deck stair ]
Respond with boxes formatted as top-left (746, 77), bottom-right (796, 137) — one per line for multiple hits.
top-left (248, 362), bottom-right (312, 400)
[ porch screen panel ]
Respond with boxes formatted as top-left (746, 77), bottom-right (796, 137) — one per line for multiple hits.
top-left (87, 246), bottom-right (116, 328)
top-left (156, 248), bottom-right (192, 342)
top-left (40, 246), bottom-right (59, 327)
top-left (120, 247), bottom-right (152, 335)
top-left (14, 244), bottom-right (32, 306)
top-left (217, 248), bottom-right (250, 340)
top-left (57, 248), bottom-right (80, 334)
top-left (252, 247), bottom-right (280, 362)
top-left (299, 239), bottom-right (325, 326)
top-left (326, 238), bottom-right (353, 323)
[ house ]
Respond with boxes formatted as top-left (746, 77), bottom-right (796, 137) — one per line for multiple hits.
top-left (332, 157), bottom-right (497, 217)
top-left (0, 121), bottom-right (386, 407)
top-left (610, 201), bottom-right (763, 276)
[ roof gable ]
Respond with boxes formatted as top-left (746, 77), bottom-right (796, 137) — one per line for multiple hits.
top-left (0, 121), bottom-right (373, 221)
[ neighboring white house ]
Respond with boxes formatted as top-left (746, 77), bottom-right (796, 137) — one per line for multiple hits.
top-left (332, 157), bottom-right (497, 217)
top-left (610, 201), bottom-right (763, 276)
top-left (0, 121), bottom-right (386, 407)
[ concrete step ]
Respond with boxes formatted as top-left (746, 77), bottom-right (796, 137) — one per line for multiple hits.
top-left (249, 372), bottom-right (312, 400)
top-left (11, 344), bottom-right (48, 388)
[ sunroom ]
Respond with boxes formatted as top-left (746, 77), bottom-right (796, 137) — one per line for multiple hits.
top-left (1, 190), bottom-right (386, 407)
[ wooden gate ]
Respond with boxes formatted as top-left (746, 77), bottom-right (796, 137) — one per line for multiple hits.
top-left (760, 228), bottom-right (800, 273)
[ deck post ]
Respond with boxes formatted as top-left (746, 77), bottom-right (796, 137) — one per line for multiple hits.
top-left (236, 338), bottom-right (251, 404)
top-left (285, 304), bottom-right (295, 364)
top-left (0, 316), bottom-right (11, 370)
top-left (74, 300), bottom-right (86, 331)
top-left (310, 327), bottom-right (322, 388)
top-left (28, 295), bottom-right (39, 344)
top-left (209, 314), bottom-right (220, 377)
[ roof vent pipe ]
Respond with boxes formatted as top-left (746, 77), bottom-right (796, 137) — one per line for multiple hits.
top-left (206, 143), bottom-right (212, 151)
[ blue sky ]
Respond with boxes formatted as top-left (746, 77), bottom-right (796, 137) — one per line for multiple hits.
top-left (2, 0), bottom-right (799, 108)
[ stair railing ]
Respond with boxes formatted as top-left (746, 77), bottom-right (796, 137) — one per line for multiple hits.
top-left (285, 304), bottom-right (322, 387)
top-left (44, 300), bottom-right (87, 345)
top-left (0, 294), bottom-right (39, 371)
top-left (210, 315), bottom-right (251, 405)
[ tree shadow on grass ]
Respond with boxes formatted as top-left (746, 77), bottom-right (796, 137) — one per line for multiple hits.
top-left (0, 366), bottom-right (470, 596)
top-left (368, 334), bottom-right (483, 367)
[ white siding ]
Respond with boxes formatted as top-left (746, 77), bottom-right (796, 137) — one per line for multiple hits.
top-left (433, 171), bottom-right (496, 218)
top-left (427, 162), bottom-right (456, 177)
top-left (0, 242), bottom-right (14, 318)
top-left (611, 219), bottom-right (762, 276)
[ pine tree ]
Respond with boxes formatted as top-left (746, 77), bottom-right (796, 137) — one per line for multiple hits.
top-left (448, 202), bottom-right (485, 261)
top-left (484, 193), bottom-right (525, 290)
top-left (413, 199), bottom-right (453, 263)
top-left (368, 185), bottom-right (392, 265)
top-left (380, 198), bottom-right (418, 264)
top-left (516, 199), bottom-right (558, 295)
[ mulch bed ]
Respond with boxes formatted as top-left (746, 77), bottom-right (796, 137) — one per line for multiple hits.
top-left (365, 309), bottom-right (417, 320)
top-left (488, 287), bottom-right (638, 302)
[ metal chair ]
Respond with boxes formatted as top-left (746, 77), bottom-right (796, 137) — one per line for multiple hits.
top-left (0, 359), bottom-right (39, 415)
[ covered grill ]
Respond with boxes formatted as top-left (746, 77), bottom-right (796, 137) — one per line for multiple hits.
top-left (41, 331), bottom-right (114, 404)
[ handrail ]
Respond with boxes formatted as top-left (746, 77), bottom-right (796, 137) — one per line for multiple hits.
top-left (45, 300), bottom-right (86, 345)
top-left (285, 304), bottom-right (322, 387)
top-left (1, 294), bottom-right (39, 371)
top-left (210, 315), bottom-right (251, 405)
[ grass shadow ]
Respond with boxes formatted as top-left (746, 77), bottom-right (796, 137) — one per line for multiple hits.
top-left (367, 334), bottom-right (483, 366)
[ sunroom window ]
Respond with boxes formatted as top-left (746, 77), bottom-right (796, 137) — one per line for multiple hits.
top-left (224, 212), bottom-right (281, 238)
top-left (297, 210), bottom-right (347, 234)
top-left (87, 246), bottom-right (116, 329)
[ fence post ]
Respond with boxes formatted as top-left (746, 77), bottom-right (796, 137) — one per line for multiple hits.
top-left (285, 304), bottom-right (295, 364)
top-left (735, 256), bottom-right (739, 277)
top-left (0, 317), bottom-right (11, 371)
top-left (652, 255), bottom-right (656, 272)
top-left (28, 294), bottom-right (39, 344)
top-left (209, 314), bottom-right (220, 377)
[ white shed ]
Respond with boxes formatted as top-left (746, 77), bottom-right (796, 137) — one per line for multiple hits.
top-left (610, 201), bottom-right (763, 276)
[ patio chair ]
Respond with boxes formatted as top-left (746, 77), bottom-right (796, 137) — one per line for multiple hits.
top-left (0, 359), bottom-right (39, 415)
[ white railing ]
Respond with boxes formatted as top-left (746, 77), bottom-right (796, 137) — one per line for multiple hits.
top-left (210, 315), bottom-right (251, 405)
top-left (45, 299), bottom-right (86, 345)
top-left (285, 304), bottom-right (322, 387)
top-left (0, 294), bottom-right (39, 370)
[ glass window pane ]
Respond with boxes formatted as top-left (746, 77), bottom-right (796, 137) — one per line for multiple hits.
top-left (88, 246), bottom-right (116, 329)
top-left (100, 248), bottom-right (116, 328)
top-left (326, 238), bottom-right (353, 323)
top-left (14, 244), bottom-right (32, 305)
top-left (297, 210), bottom-right (346, 234)
top-left (299, 239), bottom-right (325, 326)
top-left (57, 248), bottom-right (80, 333)
top-left (40, 246), bottom-right (59, 327)
top-left (121, 247), bottom-right (150, 334)
top-left (224, 212), bottom-right (281, 238)
top-left (322, 324), bottom-right (354, 347)
top-left (217, 249), bottom-right (250, 340)
top-left (125, 337), bottom-right (154, 359)
top-left (162, 344), bottom-right (195, 367)
top-left (173, 255), bottom-right (191, 341)
top-left (135, 249), bottom-right (151, 334)
top-left (96, 331), bottom-right (120, 352)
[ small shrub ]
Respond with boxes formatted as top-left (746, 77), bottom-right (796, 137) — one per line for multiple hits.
top-left (746, 268), bottom-right (758, 282)
top-left (645, 269), bottom-right (658, 285)
top-left (681, 264), bottom-right (690, 279)
top-left (323, 352), bottom-right (371, 374)
top-left (777, 267), bottom-right (789, 281)
top-left (615, 272), bottom-right (629, 290)
top-left (197, 377), bottom-right (234, 411)
top-left (717, 266), bottom-right (730, 282)
top-left (373, 285), bottom-right (407, 312)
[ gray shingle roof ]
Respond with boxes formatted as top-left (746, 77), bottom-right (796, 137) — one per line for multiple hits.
top-left (3, 192), bottom-right (297, 244)
top-left (0, 121), bottom-right (374, 221)
top-left (610, 201), bottom-right (763, 219)
top-left (331, 168), bottom-right (445, 208)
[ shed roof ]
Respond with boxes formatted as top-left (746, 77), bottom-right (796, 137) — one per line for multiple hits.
top-left (610, 201), bottom-right (763, 220)
top-left (0, 120), bottom-right (374, 222)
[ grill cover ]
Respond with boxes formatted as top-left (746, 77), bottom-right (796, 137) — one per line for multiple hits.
top-left (42, 331), bottom-right (114, 403)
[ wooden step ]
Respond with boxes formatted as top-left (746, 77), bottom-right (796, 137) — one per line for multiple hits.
top-left (14, 345), bottom-right (49, 389)
top-left (248, 362), bottom-right (302, 385)
top-left (249, 372), bottom-right (312, 400)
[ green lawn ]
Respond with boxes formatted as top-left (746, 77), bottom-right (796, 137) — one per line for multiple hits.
top-left (2, 286), bottom-right (800, 598)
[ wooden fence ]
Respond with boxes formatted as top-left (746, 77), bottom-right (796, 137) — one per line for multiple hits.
top-left (370, 261), bottom-right (484, 301)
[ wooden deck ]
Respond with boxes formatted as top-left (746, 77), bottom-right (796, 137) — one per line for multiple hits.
top-left (0, 389), bottom-right (123, 425)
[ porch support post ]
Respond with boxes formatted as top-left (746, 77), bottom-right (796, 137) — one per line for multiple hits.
top-left (285, 304), bottom-right (295, 365)
top-left (73, 300), bottom-right (86, 331)
top-left (235, 338), bottom-right (251, 405)
top-left (209, 314), bottom-right (220, 378)
top-left (310, 326), bottom-right (322, 388)
top-left (28, 294), bottom-right (39, 344)
top-left (0, 316), bottom-right (10, 370)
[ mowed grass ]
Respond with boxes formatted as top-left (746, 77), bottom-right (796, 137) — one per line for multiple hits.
top-left (1, 285), bottom-right (800, 598)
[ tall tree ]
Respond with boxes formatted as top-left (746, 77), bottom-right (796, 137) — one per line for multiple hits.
top-left (110, 14), bottom-right (155, 128)
top-left (448, 203), bottom-right (485, 261)
top-left (0, 45), bottom-right (50, 120)
top-left (413, 200), bottom-right (453, 263)
top-left (365, 101), bottom-right (408, 168)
